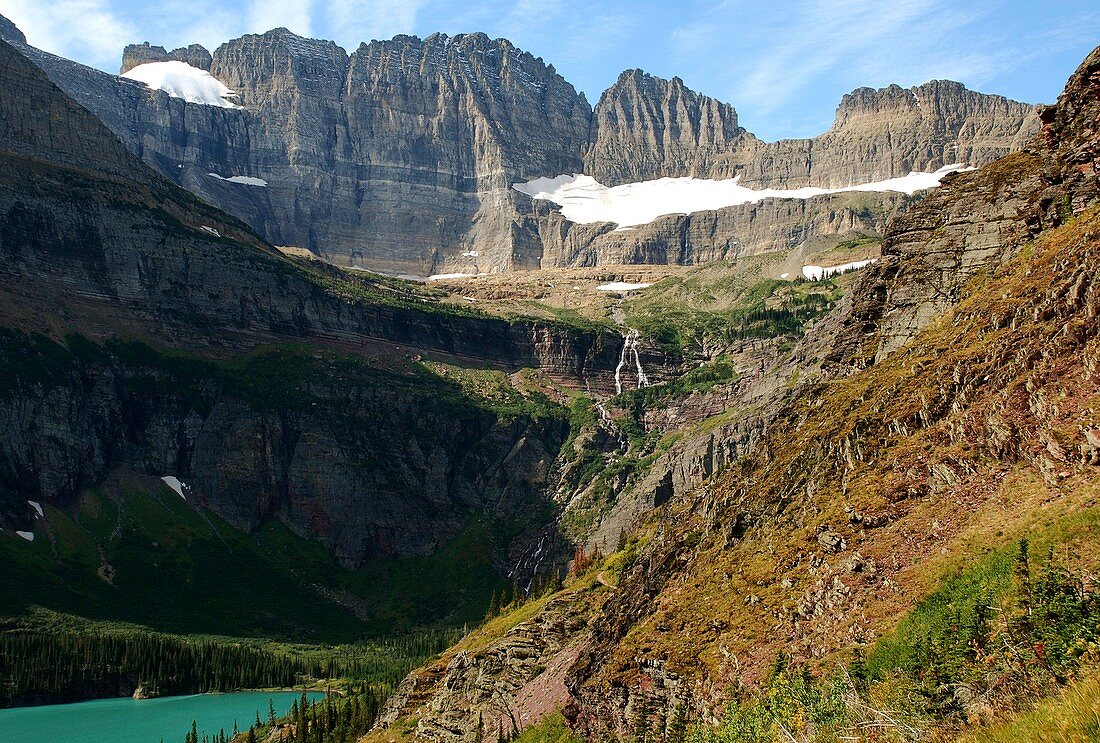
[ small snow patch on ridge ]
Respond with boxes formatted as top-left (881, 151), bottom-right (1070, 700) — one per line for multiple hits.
top-left (16, 530), bottom-right (34, 542)
top-left (428, 273), bottom-right (477, 281)
top-left (208, 173), bottom-right (267, 187)
top-left (802, 259), bottom-right (878, 281)
top-left (122, 61), bottom-right (240, 108)
top-left (27, 500), bottom-right (43, 518)
top-left (161, 476), bottom-right (190, 500)
top-left (597, 282), bottom-right (652, 292)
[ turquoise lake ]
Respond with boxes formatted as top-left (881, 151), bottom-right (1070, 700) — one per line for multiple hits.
top-left (0, 690), bottom-right (325, 743)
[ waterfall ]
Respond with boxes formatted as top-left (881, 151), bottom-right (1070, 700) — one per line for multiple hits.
top-left (615, 329), bottom-right (649, 395)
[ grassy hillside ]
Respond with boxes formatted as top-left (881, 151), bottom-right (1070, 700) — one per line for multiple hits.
top-left (562, 198), bottom-right (1100, 739)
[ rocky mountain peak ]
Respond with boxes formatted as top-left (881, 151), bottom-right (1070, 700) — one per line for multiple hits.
top-left (210, 27), bottom-right (349, 105)
top-left (585, 68), bottom-right (753, 185)
top-left (832, 83), bottom-right (918, 123)
top-left (0, 13), bottom-right (25, 45)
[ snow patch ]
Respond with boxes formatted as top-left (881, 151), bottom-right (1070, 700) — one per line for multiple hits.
top-left (428, 273), bottom-right (477, 281)
top-left (514, 165), bottom-right (972, 229)
top-left (121, 61), bottom-right (240, 108)
top-left (161, 476), bottom-right (190, 500)
top-left (16, 530), bottom-right (33, 542)
top-left (461, 251), bottom-right (479, 258)
top-left (27, 500), bottom-right (43, 518)
top-left (208, 173), bottom-right (268, 187)
top-left (597, 282), bottom-right (653, 292)
top-left (802, 259), bottom-right (878, 281)
top-left (200, 226), bottom-right (221, 237)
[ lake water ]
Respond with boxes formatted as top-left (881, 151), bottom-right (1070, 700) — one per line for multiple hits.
top-left (0, 690), bottom-right (325, 743)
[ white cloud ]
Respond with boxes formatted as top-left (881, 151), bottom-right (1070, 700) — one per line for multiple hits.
top-left (0, 0), bottom-right (136, 68)
top-left (325, 0), bottom-right (426, 47)
top-left (248, 0), bottom-right (314, 37)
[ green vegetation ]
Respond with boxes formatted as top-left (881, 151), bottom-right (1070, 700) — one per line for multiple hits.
top-left (960, 674), bottom-right (1100, 742)
top-left (0, 614), bottom-right (459, 707)
top-left (688, 656), bottom-right (849, 743)
top-left (511, 711), bottom-right (584, 743)
top-left (624, 276), bottom-right (842, 355)
top-left (687, 539), bottom-right (1100, 742)
top-left (0, 481), bottom-right (516, 641)
top-left (860, 540), bottom-right (1100, 714)
top-left (614, 355), bottom-right (740, 435)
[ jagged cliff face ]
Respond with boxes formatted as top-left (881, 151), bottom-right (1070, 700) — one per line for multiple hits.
top-left (740, 80), bottom-right (1040, 189)
top-left (0, 16), bottom-right (1039, 275)
top-left (582, 72), bottom-right (1038, 189)
top-left (121, 41), bottom-right (212, 72)
top-left (584, 69), bottom-right (760, 186)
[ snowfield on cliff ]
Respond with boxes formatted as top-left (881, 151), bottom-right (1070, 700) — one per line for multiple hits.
top-left (121, 61), bottom-right (240, 108)
top-left (514, 164), bottom-right (973, 229)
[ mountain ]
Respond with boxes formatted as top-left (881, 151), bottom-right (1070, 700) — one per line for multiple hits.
top-left (0, 17), bottom-right (1037, 276)
top-left (0, 31), bottom-right (667, 637)
top-left (2, 10), bottom-right (1097, 741)
top-left (364, 43), bottom-right (1100, 742)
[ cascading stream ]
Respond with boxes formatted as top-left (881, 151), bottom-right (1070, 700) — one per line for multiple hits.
top-left (614, 329), bottom-right (649, 395)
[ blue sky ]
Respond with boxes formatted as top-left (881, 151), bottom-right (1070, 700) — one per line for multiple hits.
top-left (1, 0), bottom-right (1096, 140)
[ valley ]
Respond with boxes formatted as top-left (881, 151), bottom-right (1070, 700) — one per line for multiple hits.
top-left (0, 7), bottom-right (1097, 743)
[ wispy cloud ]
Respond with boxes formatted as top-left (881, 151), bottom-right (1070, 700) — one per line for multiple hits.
top-left (325, 0), bottom-right (426, 48)
top-left (248, 0), bottom-right (314, 37)
top-left (0, 0), bottom-right (136, 67)
top-left (665, 0), bottom-right (1080, 137)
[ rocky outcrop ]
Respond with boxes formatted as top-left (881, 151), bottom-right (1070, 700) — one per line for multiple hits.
top-left (120, 42), bottom-right (212, 73)
top-left (376, 590), bottom-right (598, 741)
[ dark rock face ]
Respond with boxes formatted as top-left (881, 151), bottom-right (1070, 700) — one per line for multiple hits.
top-left (0, 15), bottom-right (1038, 275)
top-left (0, 343), bottom-right (567, 568)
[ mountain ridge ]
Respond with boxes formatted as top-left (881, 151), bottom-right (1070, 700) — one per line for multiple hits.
top-left (0, 15), bottom-right (1038, 276)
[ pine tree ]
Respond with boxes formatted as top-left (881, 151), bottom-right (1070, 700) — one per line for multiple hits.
top-left (666, 701), bottom-right (687, 743)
